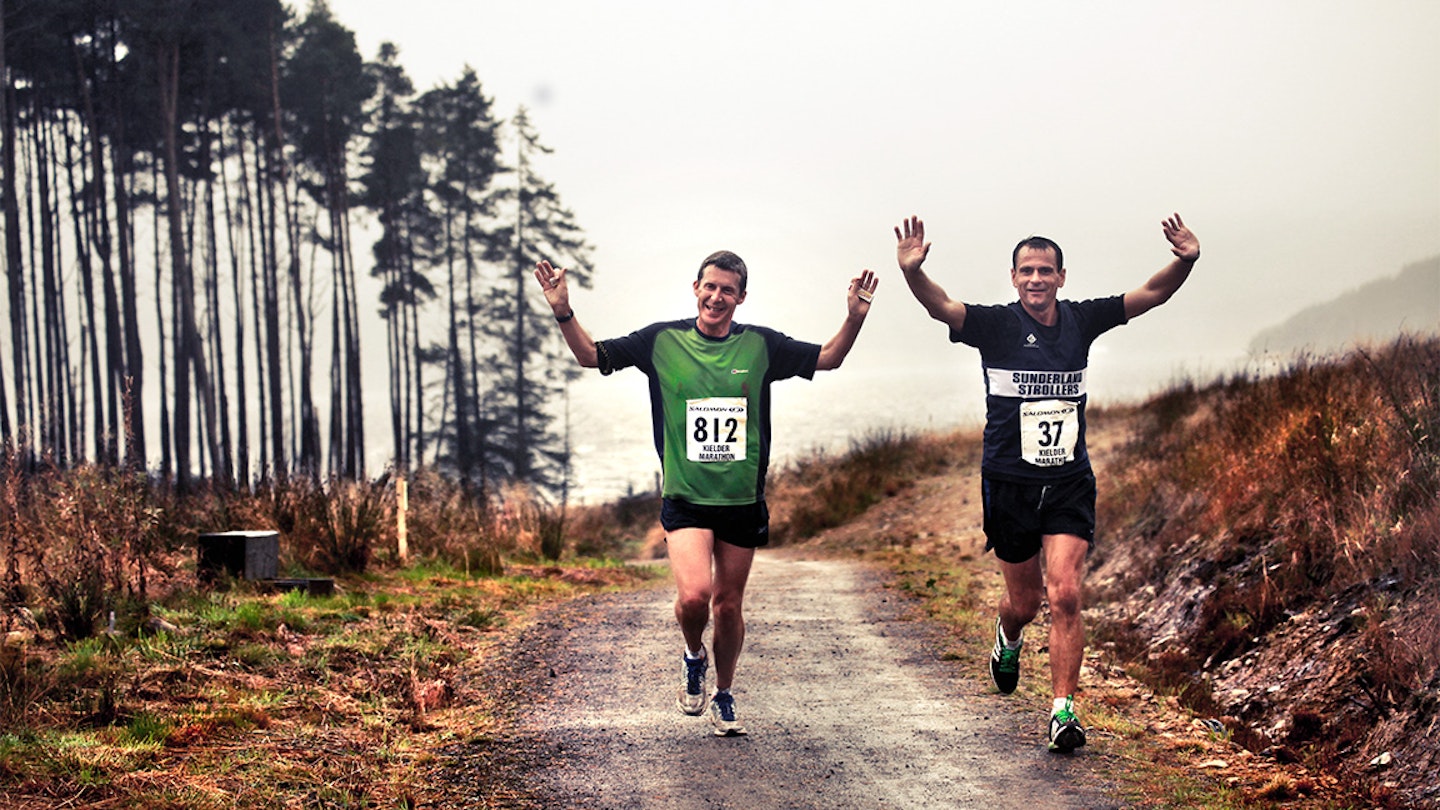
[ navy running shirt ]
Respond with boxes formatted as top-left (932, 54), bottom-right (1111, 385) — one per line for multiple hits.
top-left (953, 297), bottom-right (1127, 482)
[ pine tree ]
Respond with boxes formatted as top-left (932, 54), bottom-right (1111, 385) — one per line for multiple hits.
top-left (358, 42), bottom-right (435, 473)
top-left (484, 107), bottom-right (593, 496)
top-left (414, 67), bottom-right (502, 488)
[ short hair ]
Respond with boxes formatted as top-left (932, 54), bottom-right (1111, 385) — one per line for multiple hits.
top-left (697, 250), bottom-right (748, 293)
top-left (1011, 236), bottom-right (1063, 272)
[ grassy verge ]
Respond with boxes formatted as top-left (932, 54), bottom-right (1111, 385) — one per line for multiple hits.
top-left (0, 557), bottom-right (661, 808)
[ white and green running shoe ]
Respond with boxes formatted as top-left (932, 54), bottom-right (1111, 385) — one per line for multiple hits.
top-left (709, 691), bottom-right (746, 737)
top-left (677, 651), bottom-right (708, 716)
top-left (990, 617), bottom-right (1021, 694)
top-left (1048, 696), bottom-right (1087, 753)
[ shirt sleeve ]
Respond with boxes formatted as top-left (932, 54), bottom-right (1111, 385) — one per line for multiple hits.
top-left (1072, 295), bottom-right (1128, 342)
top-left (595, 321), bottom-right (669, 376)
top-left (953, 303), bottom-right (1022, 351)
top-left (757, 326), bottom-right (821, 381)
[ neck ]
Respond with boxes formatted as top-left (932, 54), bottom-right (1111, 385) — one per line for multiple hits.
top-left (1021, 300), bottom-right (1058, 326)
top-left (696, 316), bottom-right (731, 338)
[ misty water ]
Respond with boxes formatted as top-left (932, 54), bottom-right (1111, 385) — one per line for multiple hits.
top-left (562, 348), bottom-right (1248, 504)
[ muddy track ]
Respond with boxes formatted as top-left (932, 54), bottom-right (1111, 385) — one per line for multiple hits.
top-left (441, 554), bottom-right (1122, 809)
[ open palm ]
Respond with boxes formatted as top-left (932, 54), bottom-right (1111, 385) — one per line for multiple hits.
top-left (895, 215), bottom-right (931, 273)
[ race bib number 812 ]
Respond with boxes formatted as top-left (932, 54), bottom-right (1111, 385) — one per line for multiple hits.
top-left (686, 397), bottom-right (747, 462)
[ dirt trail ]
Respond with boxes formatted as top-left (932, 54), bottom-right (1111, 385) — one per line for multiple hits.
top-left (472, 554), bottom-right (1119, 809)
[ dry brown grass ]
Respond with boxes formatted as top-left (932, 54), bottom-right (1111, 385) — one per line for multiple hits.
top-left (1090, 335), bottom-right (1440, 807)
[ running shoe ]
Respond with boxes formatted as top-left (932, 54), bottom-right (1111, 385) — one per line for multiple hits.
top-left (1048, 698), bottom-right (1087, 753)
top-left (709, 691), bottom-right (746, 737)
top-left (990, 617), bottom-right (1021, 695)
top-left (677, 651), bottom-right (708, 716)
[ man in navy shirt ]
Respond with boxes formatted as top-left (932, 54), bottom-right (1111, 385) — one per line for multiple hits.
top-left (894, 214), bottom-right (1200, 752)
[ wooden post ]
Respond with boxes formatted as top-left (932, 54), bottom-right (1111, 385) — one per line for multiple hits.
top-left (396, 476), bottom-right (409, 562)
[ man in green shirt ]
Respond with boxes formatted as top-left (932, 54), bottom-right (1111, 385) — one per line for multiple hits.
top-left (536, 250), bottom-right (877, 735)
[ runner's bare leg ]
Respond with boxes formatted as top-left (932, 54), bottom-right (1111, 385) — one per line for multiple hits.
top-left (709, 540), bottom-right (756, 690)
top-left (668, 529), bottom-right (717, 656)
top-left (1040, 533), bottom-right (1089, 699)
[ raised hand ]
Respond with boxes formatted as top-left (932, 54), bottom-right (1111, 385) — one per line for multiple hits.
top-left (533, 260), bottom-right (571, 312)
top-left (1162, 214), bottom-right (1200, 262)
top-left (848, 269), bottom-right (879, 316)
top-left (894, 215), bottom-right (932, 274)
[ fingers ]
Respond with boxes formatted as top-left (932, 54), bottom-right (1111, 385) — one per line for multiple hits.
top-left (895, 215), bottom-right (925, 242)
top-left (1161, 213), bottom-right (1200, 260)
top-left (853, 269), bottom-right (878, 303)
top-left (533, 260), bottom-right (566, 290)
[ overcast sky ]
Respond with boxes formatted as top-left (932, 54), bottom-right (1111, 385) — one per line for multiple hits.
top-left (324, 0), bottom-right (1438, 370)
top-left (321, 0), bottom-right (1439, 495)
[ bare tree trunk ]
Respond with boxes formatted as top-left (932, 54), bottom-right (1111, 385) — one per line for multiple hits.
top-left (159, 43), bottom-right (207, 490)
top-left (511, 153), bottom-right (530, 482)
top-left (201, 121), bottom-right (234, 489)
top-left (463, 202), bottom-right (484, 487)
top-left (0, 0), bottom-right (14, 448)
top-left (407, 251), bottom-right (423, 466)
top-left (269, 18), bottom-right (317, 479)
top-left (151, 161), bottom-right (172, 482)
top-left (62, 116), bottom-right (101, 464)
top-left (36, 112), bottom-right (65, 463)
top-left (240, 127), bottom-right (272, 480)
top-left (328, 242), bottom-right (342, 476)
top-left (222, 122), bottom-right (252, 490)
top-left (256, 126), bottom-right (283, 479)
top-left (342, 187), bottom-right (363, 479)
top-left (111, 99), bottom-right (145, 470)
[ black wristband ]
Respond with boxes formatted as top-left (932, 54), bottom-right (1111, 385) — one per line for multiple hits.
top-left (555, 310), bottom-right (574, 324)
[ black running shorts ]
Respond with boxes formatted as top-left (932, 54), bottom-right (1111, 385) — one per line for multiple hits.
top-left (981, 472), bottom-right (1097, 564)
top-left (661, 498), bottom-right (770, 549)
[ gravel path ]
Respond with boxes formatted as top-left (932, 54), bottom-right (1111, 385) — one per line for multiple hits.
top-left (471, 553), bottom-right (1119, 809)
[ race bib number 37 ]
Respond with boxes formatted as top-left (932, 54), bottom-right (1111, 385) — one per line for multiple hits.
top-left (1020, 399), bottom-right (1078, 467)
top-left (687, 397), bottom-right (747, 462)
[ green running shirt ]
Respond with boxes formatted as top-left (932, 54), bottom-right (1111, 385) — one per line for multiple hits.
top-left (597, 319), bottom-right (820, 505)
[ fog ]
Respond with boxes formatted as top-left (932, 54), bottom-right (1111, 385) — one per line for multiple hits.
top-left (325, 0), bottom-right (1440, 495)
top-left (331, 0), bottom-right (1436, 348)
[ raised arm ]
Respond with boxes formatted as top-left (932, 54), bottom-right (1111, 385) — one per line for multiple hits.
top-left (895, 216), bottom-right (968, 332)
top-left (534, 260), bottom-right (599, 367)
top-left (816, 269), bottom-right (878, 371)
top-left (1124, 213), bottom-right (1201, 320)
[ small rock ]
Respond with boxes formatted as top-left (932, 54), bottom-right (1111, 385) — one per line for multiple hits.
top-left (146, 616), bottom-right (181, 634)
top-left (1369, 751), bottom-right (1393, 769)
top-left (1197, 718), bottom-right (1226, 735)
top-left (1198, 759), bottom-right (1229, 769)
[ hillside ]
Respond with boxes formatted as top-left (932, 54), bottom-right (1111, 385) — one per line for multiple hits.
top-left (1088, 335), bottom-right (1440, 808)
top-left (1248, 256), bottom-right (1440, 356)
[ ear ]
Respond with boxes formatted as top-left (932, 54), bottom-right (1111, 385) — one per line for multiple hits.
top-left (736, 289), bottom-right (747, 305)
top-left (1057, 267), bottom-right (1067, 287)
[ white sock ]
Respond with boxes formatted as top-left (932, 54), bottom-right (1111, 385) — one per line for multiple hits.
top-left (999, 623), bottom-right (1023, 650)
top-left (1053, 696), bottom-right (1074, 715)
top-left (685, 648), bottom-right (704, 660)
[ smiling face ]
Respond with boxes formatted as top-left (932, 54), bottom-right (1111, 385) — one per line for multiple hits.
top-left (693, 264), bottom-right (747, 336)
top-left (1010, 244), bottom-right (1065, 323)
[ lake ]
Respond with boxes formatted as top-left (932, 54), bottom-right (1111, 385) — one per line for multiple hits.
top-left (562, 346), bottom-right (1245, 504)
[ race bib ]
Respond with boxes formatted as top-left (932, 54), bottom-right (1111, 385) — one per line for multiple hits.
top-left (1019, 399), bottom-right (1078, 467)
top-left (686, 397), bottom-right (747, 462)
